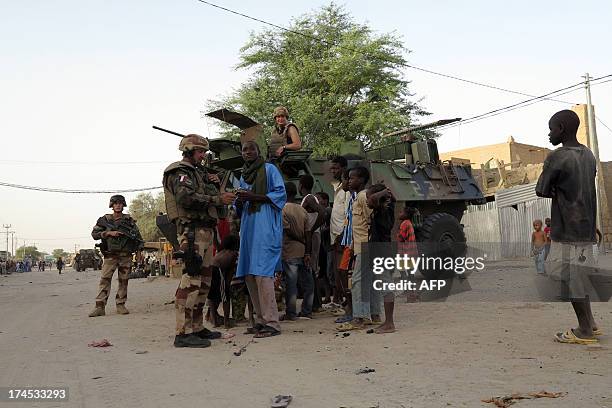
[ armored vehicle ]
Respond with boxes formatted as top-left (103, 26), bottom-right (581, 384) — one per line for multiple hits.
top-left (156, 110), bottom-right (485, 279)
top-left (74, 249), bottom-right (103, 272)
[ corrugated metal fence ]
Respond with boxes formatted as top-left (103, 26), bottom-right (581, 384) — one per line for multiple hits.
top-left (463, 201), bottom-right (502, 260)
top-left (461, 183), bottom-right (552, 259)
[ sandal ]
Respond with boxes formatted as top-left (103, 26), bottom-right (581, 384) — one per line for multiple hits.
top-left (336, 322), bottom-right (365, 332)
top-left (593, 328), bottom-right (603, 336)
top-left (254, 325), bottom-right (281, 338)
top-left (244, 323), bottom-right (264, 335)
top-left (334, 315), bottom-right (352, 324)
top-left (554, 329), bottom-right (598, 345)
top-left (271, 395), bottom-right (293, 408)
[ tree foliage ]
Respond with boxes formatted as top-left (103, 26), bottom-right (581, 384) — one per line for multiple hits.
top-left (15, 246), bottom-right (41, 259)
top-left (52, 249), bottom-right (69, 259)
top-left (209, 3), bottom-right (430, 156)
top-left (129, 192), bottom-right (165, 242)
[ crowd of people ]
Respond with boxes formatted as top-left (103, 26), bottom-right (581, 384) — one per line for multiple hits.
top-left (0, 258), bottom-right (53, 274)
top-left (28, 106), bottom-right (599, 350)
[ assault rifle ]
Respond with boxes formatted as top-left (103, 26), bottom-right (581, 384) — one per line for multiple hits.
top-left (96, 217), bottom-right (143, 244)
top-left (172, 230), bottom-right (202, 277)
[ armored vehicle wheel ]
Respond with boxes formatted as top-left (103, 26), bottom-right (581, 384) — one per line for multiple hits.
top-left (416, 212), bottom-right (466, 280)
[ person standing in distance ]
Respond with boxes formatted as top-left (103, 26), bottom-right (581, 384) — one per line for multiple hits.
top-left (90, 195), bottom-right (144, 317)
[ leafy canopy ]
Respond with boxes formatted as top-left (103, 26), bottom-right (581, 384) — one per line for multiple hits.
top-left (52, 249), bottom-right (69, 259)
top-left (129, 192), bottom-right (165, 242)
top-left (209, 3), bottom-right (429, 156)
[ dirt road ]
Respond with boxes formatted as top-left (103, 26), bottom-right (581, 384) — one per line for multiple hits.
top-left (1, 259), bottom-right (611, 408)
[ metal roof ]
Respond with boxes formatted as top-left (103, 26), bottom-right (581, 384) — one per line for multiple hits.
top-left (495, 182), bottom-right (539, 208)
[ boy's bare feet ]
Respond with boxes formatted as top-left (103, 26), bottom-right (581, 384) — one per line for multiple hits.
top-left (375, 322), bottom-right (396, 334)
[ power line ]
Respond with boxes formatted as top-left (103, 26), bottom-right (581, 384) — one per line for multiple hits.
top-left (436, 74), bottom-right (612, 132)
top-left (596, 116), bottom-right (612, 134)
top-left (0, 181), bottom-right (162, 194)
top-left (195, 0), bottom-right (575, 104)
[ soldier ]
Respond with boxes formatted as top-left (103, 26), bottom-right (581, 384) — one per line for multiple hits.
top-left (268, 106), bottom-right (302, 159)
top-left (89, 194), bottom-right (144, 317)
top-left (163, 134), bottom-right (236, 348)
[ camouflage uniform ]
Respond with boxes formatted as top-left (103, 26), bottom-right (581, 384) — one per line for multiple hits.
top-left (91, 212), bottom-right (143, 313)
top-left (163, 142), bottom-right (225, 337)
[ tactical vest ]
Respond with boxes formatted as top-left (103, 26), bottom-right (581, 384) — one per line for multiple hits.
top-left (163, 161), bottom-right (225, 225)
top-left (268, 123), bottom-right (298, 158)
top-left (99, 214), bottom-right (140, 254)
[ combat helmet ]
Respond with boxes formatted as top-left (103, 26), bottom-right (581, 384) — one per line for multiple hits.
top-left (179, 134), bottom-right (209, 152)
top-left (109, 194), bottom-right (127, 208)
top-left (273, 106), bottom-right (289, 118)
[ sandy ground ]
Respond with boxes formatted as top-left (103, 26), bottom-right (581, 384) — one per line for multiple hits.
top-left (1, 257), bottom-right (611, 408)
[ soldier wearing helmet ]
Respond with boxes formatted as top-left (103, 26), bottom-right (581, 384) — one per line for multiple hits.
top-left (163, 133), bottom-right (236, 348)
top-left (89, 194), bottom-right (143, 317)
top-left (268, 106), bottom-right (302, 159)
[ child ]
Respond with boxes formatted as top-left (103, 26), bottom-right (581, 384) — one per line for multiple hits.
top-left (337, 166), bottom-right (380, 331)
top-left (536, 109), bottom-right (599, 344)
top-left (398, 206), bottom-right (419, 302)
top-left (543, 217), bottom-right (551, 260)
top-left (335, 169), bottom-right (354, 324)
top-left (366, 184), bottom-right (397, 334)
top-left (531, 219), bottom-right (547, 274)
top-left (210, 234), bottom-right (240, 329)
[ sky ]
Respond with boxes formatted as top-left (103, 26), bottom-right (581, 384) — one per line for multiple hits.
top-left (1, 0), bottom-right (611, 254)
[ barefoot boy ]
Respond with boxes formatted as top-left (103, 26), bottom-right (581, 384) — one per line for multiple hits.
top-left (531, 219), bottom-right (547, 274)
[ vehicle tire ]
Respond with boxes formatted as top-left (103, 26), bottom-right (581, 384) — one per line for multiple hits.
top-left (416, 212), bottom-right (466, 279)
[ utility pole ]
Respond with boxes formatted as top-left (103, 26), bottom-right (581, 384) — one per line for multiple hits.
top-left (10, 232), bottom-right (14, 259)
top-left (584, 73), bottom-right (604, 241)
top-left (2, 224), bottom-right (10, 261)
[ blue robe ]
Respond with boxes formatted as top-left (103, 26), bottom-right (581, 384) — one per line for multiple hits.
top-left (235, 163), bottom-right (286, 278)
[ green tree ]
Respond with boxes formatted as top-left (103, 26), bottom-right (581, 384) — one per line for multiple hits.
top-left (129, 192), bottom-right (165, 242)
top-left (209, 3), bottom-right (430, 156)
top-left (52, 249), bottom-right (69, 259)
top-left (16, 246), bottom-right (41, 259)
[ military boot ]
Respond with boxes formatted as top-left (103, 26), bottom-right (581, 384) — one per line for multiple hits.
top-left (174, 333), bottom-right (211, 348)
top-left (193, 328), bottom-right (222, 340)
top-left (116, 304), bottom-right (130, 315)
top-left (88, 306), bottom-right (106, 317)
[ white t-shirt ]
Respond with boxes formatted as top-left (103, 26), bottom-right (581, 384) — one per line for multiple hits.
top-left (330, 180), bottom-right (349, 243)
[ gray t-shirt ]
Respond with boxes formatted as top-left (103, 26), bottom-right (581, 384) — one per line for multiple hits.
top-left (536, 145), bottom-right (596, 243)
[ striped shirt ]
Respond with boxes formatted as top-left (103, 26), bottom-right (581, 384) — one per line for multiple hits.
top-left (340, 192), bottom-right (356, 247)
top-left (397, 219), bottom-right (417, 257)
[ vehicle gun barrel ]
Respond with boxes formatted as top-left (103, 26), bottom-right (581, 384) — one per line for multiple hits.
top-left (152, 126), bottom-right (185, 138)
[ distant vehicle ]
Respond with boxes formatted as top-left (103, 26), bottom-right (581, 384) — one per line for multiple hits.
top-left (74, 249), bottom-right (103, 272)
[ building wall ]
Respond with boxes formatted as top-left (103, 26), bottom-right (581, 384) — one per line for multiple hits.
top-left (510, 142), bottom-right (551, 166)
top-left (440, 137), bottom-right (551, 169)
top-left (572, 104), bottom-right (591, 147)
top-left (602, 162), bottom-right (612, 246)
top-left (439, 142), bottom-right (511, 168)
